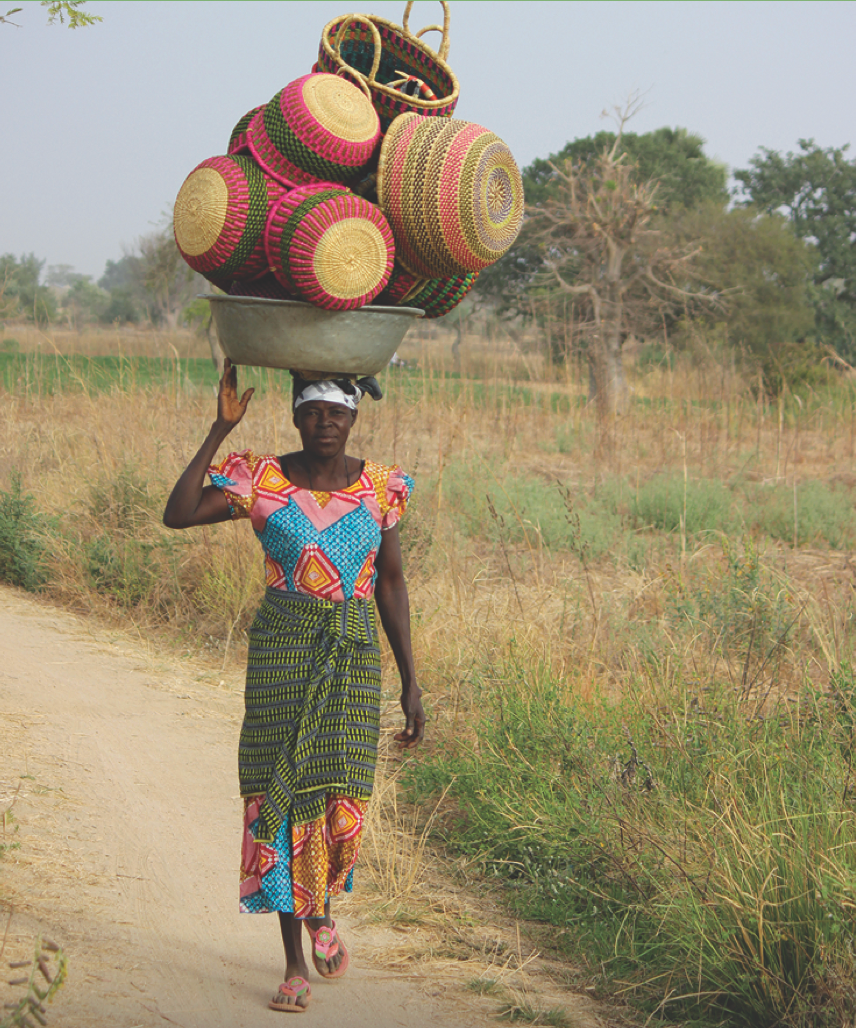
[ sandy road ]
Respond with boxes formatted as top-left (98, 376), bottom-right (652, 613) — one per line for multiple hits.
top-left (0, 589), bottom-right (502, 1028)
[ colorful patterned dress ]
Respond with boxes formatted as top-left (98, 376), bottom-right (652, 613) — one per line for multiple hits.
top-left (208, 451), bottom-right (414, 917)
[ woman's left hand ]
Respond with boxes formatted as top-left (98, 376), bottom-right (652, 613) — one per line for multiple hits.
top-left (395, 687), bottom-right (426, 749)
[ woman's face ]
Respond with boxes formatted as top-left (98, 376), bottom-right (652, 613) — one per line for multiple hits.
top-left (293, 400), bottom-right (357, 458)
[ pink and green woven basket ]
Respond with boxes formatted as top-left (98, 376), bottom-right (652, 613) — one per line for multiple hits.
top-left (249, 73), bottom-right (381, 188)
top-left (265, 185), bottom-right (395, 310)
top-left (173, 154), bottom-right (286, 289)
top-left (228, 105), bottom-right (264, 155)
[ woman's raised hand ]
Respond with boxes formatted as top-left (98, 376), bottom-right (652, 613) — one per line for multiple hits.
top-left (217, 357), bottom-right (255, 430)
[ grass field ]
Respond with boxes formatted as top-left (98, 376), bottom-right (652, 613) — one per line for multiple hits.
top-left (3, 318), bottom-right (856, 1025)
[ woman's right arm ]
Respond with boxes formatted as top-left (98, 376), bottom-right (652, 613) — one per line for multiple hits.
top-left (162, 358), bottom-right (255, 529)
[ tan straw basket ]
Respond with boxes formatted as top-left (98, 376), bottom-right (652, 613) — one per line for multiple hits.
top-left (317, 2), bottom-right (459, 131)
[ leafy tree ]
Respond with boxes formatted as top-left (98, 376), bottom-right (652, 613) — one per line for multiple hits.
top-left (735, 140), bottom-right (856, 360)
top-left (525, 126), bottom-right (728, 209)
top-left (135, 227), bottom-right (200, 329)
top-left (98, 256), bottom-right (144, 323)
top-left (667, 204), bottom-right (818, 390)
top-left (62, 276), bottom-right (109, 325)
top-left (101, 286), bottom-right (140, 325)
top-left (99, 237), bottom-right (201, 327)
top-left (0, 253), bottom-right (56, 323)
top-left (477, 124), bottom-right (728, 316)
top-left (99, 256), bottom-right (141, 293)
top-left (45, 264), bottom-right (86, 288)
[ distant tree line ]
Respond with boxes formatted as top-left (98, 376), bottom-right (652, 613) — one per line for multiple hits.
top-left (476, 105), bottom-right (855, 406)
top-left (0, 225), bottom-right (207, 331)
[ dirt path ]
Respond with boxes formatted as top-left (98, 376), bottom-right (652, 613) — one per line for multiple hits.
top-left (0, 589), bottom-right (610, 1028)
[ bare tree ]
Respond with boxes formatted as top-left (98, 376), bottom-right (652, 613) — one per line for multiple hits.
top-left (135, 228), bottom-right (200, 329)
top-left (527, 98), bottom-right (723, 414)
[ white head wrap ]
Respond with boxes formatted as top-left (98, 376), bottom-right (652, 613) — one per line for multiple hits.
top-left (293, 380), bottom-right (362, 412)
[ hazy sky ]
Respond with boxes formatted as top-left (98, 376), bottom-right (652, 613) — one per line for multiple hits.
top-left (2, 0), bottom-right (853, 281)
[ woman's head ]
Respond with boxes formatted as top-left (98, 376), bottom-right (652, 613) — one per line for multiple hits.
top-left (291, 374), bottom-right (382, 457)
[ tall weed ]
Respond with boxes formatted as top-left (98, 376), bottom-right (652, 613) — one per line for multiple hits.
top-left (407, 660), bottom-right (856, 1026)
top-left (0, 472), bottom-right (47, 591)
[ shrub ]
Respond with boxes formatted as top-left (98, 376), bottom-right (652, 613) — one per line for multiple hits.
top-left (0, 473), bottom-right (47, 591)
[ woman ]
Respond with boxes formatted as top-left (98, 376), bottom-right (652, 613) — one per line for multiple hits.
top-left (163, 358), bottom-right (425, 1013)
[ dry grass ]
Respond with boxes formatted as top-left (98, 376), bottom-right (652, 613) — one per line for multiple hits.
top-left (0, 319), bottom-right (853, 701)
top-left (2, 321), bottom-right (856, 1025)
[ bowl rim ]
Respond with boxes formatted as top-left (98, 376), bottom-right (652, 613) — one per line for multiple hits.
top-left (200, 294), bottom-right (424, 317)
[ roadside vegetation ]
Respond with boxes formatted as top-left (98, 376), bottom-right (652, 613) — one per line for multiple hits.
top-left (2, 118), bottom-right (855, 1025)
top-left (0, 317), bottom-right (855, 1024)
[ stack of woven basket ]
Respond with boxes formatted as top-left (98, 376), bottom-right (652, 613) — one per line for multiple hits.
top-left (173, 1), bottom-right (524, 319)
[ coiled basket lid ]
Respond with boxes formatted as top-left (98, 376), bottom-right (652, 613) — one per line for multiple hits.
top-left (377, 112), bottom-right (524, 278)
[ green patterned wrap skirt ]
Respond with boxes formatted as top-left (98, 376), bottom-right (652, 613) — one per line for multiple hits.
top-left (239, 587), bottom-right (382, 844)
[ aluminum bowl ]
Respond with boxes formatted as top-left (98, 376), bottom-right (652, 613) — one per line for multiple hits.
top-left (203, 295), bottom-right (423, 375)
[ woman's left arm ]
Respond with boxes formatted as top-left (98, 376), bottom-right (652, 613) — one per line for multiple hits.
top-left (373, 524), bottom-right (425, 748)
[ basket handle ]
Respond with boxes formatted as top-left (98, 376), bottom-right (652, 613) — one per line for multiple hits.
top-left (402, 1), bottom-right (451, 61)
top-left (334, 65), bottom-right (373, 101)
top-left (333, 15), bottom-right (383, 86)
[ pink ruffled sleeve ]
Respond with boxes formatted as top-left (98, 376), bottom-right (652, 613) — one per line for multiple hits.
top-left (208, 449), bottom-right (257, 520)
top-left (381, 467), bottom-right (414, 531)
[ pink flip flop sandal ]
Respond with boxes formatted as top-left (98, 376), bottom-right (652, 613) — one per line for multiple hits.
top-left (269, 976), bottom-right (311, 1012)
top-left (304, 920), bottom-right (350, 979)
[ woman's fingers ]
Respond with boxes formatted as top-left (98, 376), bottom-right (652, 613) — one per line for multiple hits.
top-left (240, 387), bottom-right (255, 409)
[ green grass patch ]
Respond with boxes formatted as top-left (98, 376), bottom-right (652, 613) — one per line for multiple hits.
top-left (0, 353), bottom-right (292, 396)
top-left (408, 655), bottom-right (856, 1026)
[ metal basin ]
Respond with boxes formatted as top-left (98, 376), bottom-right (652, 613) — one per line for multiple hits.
top-left (204, 295), bottom-right (423, 375)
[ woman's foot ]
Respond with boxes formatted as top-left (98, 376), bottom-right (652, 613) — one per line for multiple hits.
top-left (304, 919), bottom-right (350, 978)
top-left (269, 976), bottom-right (311, 1012)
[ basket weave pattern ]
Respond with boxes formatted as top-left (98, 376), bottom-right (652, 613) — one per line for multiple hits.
top-left (229, 273), bottom-right (294, 300)
top-left (174, 156), bottom-right (274, 281)
top-left (265, 187), bottom-right (394, 310)
top-left (228, 106), bottom-right (264, 155)
top-left (318, 13), bottom-right (459, 131)
top-left (374, 261), bottom-right (426, 306)
top-left (409, 271), bottom-right (479, 318)
top-left (378, 114), bottom-right (524, 278)
top-left (249, 74), bottom-right (380, 188)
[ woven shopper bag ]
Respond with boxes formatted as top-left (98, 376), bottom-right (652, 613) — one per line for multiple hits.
top-left (409, 271), bottom-right (479, 318)
top-left (173, 155), bottom-right (286, 288)
top-left (378, 113), bottom-right (524, 277)
top-left (317, 2), bottom-right (459, 132)
top-left (264, 185), bottom-right (395, 310)
top-left (248, 73), bottom-right (381, 189)
top-left (228, 105), bottom-right (264, 155)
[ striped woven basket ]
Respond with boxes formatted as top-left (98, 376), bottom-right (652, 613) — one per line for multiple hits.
top-left (228, 105), bottom-right (264, 155)
top-left (372, 260), bottom-right (427, 306)
top-left (409, 271), bottom-right (479, 319)
top-left (248, 73), bottom-right (381, 189)
top-left (173, 155), bottom-right (286, 288)
top-left (264, 185), bottom-right (395, 310)
top-left (377, 112), bottom-right (524, 278)
top-left (317, 2), bottom-right (459, 132)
